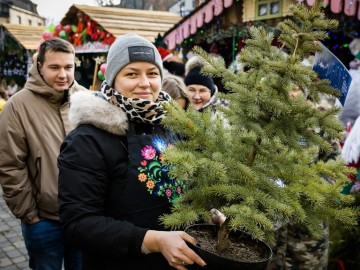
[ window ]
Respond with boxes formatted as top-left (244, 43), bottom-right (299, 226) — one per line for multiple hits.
top-left (28, 19), bottom-right (32, 25)
top-left (255, 0), bottom-right (281, 19)
top-left (17, 15), bottom-right (21, 24)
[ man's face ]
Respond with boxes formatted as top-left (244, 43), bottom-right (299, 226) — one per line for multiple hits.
top-left (38, 50), bottom-right (75, 91)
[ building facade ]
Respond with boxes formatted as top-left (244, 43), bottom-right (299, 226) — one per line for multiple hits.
top-left (0, 0), bottom-right (44, 26)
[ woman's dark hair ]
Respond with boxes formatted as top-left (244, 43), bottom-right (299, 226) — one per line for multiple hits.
top-left (37, 38), bottom-right (75, 65)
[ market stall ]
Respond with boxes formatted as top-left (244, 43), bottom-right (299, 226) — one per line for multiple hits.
top-left (0, 23), bottom-right (43, 90)
top-left (48, 4), bottom-right (181, 89)
top-left (162, 0), bottom-right (292, 67)
top-left (163, 0), bottom-right (360, 70)
top-left (299, 0), bottom-right (360, 68)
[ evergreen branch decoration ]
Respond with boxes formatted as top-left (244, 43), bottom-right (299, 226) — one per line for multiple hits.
top-left (161, 0), bottom-right (359, 247)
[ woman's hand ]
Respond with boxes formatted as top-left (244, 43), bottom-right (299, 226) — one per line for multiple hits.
top-left (209, 208), bottom-right (226, 225)
top-left (143, 230), bottom-right (206, 270)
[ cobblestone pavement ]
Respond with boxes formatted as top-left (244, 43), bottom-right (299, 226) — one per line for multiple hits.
top-left (0, 188), bottom-right (30, 269)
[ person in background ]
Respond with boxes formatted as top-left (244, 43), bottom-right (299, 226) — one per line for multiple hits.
top-left (157, 46), bottom-right (185, 77)
top-left (162, 74), bottom-right (191, 109)
top-left (184, 56), bottom-right (218, 112)
top-left (0, 87), bottom-right (7, 112)
top-left (57, 33), bottom-right (206, 270)
top-left (0, 37), bottom-right (86, 270)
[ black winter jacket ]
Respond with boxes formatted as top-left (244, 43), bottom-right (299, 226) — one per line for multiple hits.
top-left (58, 91), bottom-right (175, 270)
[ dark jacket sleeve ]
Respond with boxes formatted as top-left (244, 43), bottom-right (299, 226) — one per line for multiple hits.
top-left (58, 124), bottom-right (147, 258)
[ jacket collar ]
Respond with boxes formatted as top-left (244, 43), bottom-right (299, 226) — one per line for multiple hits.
top-left (69, 90), bottom-right (128, 136)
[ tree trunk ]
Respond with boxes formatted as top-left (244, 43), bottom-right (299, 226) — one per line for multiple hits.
top-left (216, 218), bottom-right (232, 254)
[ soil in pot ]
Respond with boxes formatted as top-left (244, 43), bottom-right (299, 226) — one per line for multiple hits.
top-left (186, 224), bottom-right (272, 270)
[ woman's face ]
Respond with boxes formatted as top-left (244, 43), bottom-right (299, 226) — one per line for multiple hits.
top-left (187, 84), bottom-right (211, 110)
top-left (113, 62), bottom-right (161, 102)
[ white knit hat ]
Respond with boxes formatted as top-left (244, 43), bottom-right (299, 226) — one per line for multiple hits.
top-left (105, 33), bottom-right (163, 86)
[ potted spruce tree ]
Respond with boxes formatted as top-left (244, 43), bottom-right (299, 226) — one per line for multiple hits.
top-left (160, 1), bottom-right (358, 269)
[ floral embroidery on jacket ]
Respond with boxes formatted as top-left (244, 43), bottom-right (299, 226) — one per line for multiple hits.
top-left (137, 137), bottom-right (185, 203)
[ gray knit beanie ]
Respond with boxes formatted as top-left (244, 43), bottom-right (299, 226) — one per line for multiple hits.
top-left (105, 33), bottom-right (163, 87)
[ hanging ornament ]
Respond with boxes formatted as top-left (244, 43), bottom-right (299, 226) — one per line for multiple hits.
top-left (94, 56), bottom-right (106, 65)
top-left (97, 70), bottom-right (105, 81)
top-left (74, 56), bottom-right (82, 67)
top-left (42, 32), bottom-right (54, 40)
top-left (55, 24), bottom-right (63, 33)
top-left (73, 33), bottom-right (82, 46)
top-left (71, 24), bottom-right (77, 33)
top-left (103, 33), bottom-right (115, 45)
top-left (91, 29), bottom-right (100, 41)
top-left (48, 23), bottom-right (56, 33)
top-left (59, 30), bottom-right (69, 40)
top-left (100, 63), bottom-right (107, 74)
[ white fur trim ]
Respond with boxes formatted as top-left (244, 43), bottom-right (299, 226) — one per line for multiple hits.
top-left (70, 91), bottom-right (128, 136)
top-left (185, 56), bottom-right (206, 75)
top-left (163, 53), bottom-right (174, 61)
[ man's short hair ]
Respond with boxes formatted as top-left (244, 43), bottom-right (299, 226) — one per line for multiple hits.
top-left (37, 38), bottom-right (75, 65)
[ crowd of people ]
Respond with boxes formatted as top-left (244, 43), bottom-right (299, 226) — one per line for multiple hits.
top-left (0, 32), bottom-right (358, 270)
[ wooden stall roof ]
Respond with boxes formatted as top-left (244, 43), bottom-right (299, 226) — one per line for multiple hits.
top-left (61, 4), bottom-right (182, 42)
top-left (1, 23), bottom-right (43, 50)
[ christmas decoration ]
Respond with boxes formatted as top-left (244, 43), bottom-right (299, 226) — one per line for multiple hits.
top-left (59, 30), bottom-right (69, 40)
top-left (0, 27), bottom-right (28, 87)
top-left (42, 31), bottom-right (54, 40)
top-left (97, 70), bottom-right (105, 81)
top-left (177, 20), bottom-right (278, 67)
top-left (41, 12), bottom-right (115, 47)
top-left (74, 56), bottom-right (81, 68)
top-left (90, 56), bottom-right (106, 90)
top-left (100, 63), bottom-right (107, 74)
top-left (1, 54), bottom-right (28, 87)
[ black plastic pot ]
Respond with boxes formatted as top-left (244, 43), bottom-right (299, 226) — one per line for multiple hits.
top-left (186, 224), bottom-right (272, 270)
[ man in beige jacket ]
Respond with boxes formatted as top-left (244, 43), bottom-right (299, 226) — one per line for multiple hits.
top-left (0, 38), bottom-right (86, 270)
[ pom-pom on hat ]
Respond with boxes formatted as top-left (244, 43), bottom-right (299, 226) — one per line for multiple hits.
top-left (105, 33), bottom-right (163, 87)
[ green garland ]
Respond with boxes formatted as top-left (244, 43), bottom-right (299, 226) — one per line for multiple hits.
top-left (179, 21), bottom-right (278, 55)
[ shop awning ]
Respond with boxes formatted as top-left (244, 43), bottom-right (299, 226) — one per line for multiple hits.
top-left (1, 23), bottom-right (43, 50)
top-left (163, 0), bottom-right (234, 50)
top-left (298, 0), bottom-right (360, 19)
top-left (61, 4), bottom-right (181, 43)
